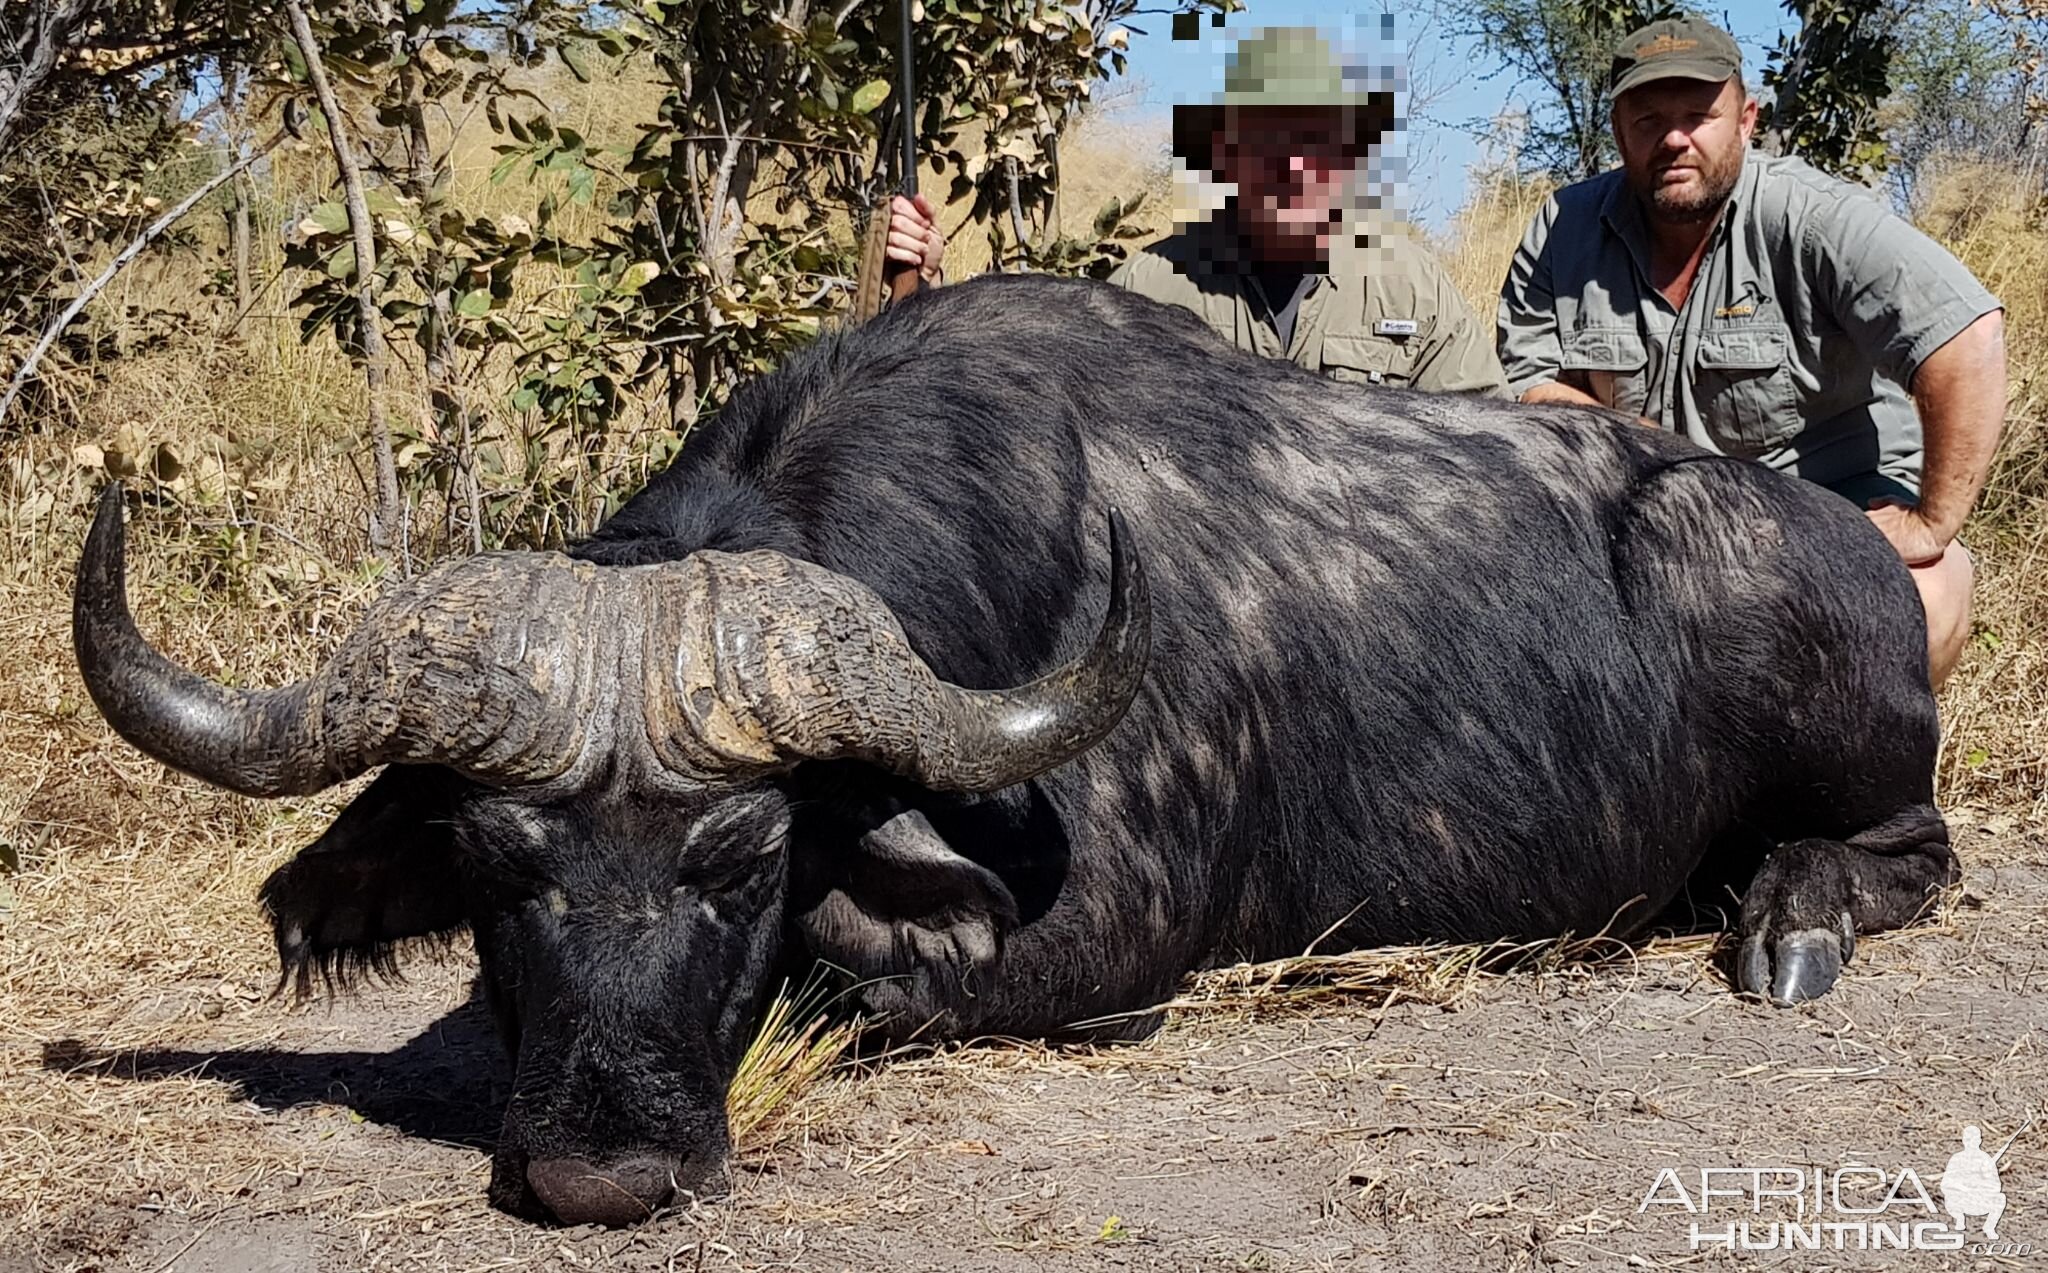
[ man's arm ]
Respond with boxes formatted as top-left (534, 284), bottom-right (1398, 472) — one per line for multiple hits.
top-left (1871, 310), bottom-right (2007, 563)
top-left (1805, 194), bottom-right (2006, 561)
top-left (1404, 250), bottom-right (1509, 397)
top-left (1497, 194), bottom-right (1588, 404)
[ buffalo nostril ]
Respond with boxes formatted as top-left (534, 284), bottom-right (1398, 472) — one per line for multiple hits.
top-left (527, 1154), bottom-right (680, 1227)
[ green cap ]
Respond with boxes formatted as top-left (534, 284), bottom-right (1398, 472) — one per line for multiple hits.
top-left (1172, 27), bottom-right (1395, 174)
top-left (1609, 17), bottom-right (1742, 97)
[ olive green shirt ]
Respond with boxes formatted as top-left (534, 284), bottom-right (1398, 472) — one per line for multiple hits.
top-left (1109, 217), bottom-right (1509, 397)
top-left (1498, 152), bottom-right (2001, 495)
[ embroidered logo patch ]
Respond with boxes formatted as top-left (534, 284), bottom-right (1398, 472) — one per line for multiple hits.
top-left (1375, 319), bottom-right (1420, 336)
top-left (1639, 34), bottom-right (1699, 58)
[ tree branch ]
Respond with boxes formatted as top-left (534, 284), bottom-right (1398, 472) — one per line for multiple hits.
top-left (285, 0), bottom-right (404, 556)
top-left (0, 126), bottom-right (287, 430)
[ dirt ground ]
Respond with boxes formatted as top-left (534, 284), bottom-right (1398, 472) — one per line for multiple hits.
top-left (3, 807), bottom-right (2042, 1273)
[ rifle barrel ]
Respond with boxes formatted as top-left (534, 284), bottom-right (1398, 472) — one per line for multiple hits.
top-left (1991, 1115), bottom-right (2034, 1164)
top-left (898, 0), bottom-right (917, 196)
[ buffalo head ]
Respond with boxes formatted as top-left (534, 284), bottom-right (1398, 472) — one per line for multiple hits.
top-left (72, 487), bottom-right (1148, 1225)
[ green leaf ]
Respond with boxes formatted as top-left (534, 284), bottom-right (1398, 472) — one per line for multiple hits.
top-left (309, 202), bottom-right (350, 234)
top-left (327, 243), bottom-right (357, 280)
top-left (618, 261), bottom-right (660, 295)
top-left (562, 42), bottom-right (594, 84)
top-left (456, 289), bottom-right (492, 317)
top-left (489, 150), bottom-right (527, 185)
top-left (850, 79), bottom-right (892, 115)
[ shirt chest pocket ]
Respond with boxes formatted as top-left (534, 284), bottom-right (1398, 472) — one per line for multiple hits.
top-left (1561, 328), bottom-right (1650, 415)
top-left (1322, 330), bottom-right (1429, 387)
top-left (1692, 323), bottom-right (1799, 456)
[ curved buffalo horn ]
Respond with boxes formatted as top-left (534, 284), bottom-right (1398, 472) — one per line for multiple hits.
top-left (77, 482), bottom-right (1149, 799)
top-left (73, 484), bottom-right (611, 796)
top-left (644, 509), bottom-right (1151, 793)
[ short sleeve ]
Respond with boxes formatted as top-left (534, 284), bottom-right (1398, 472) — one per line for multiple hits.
top-left (1496, 194), bottom-right (1569, 400)
top-left (1804, 191), bottom-right (2001, 387)
top-left (1410, 255), bottom-right (1509, 397)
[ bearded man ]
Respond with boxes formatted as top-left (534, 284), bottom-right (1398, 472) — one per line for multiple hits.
top-left (1497, 18), bottom-right (2005, 688)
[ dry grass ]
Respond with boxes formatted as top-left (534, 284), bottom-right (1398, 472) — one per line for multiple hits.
top-left (725, 984), bottom-right (863, 1152)
top-left (2, 116), bottom-right (2046, 1259)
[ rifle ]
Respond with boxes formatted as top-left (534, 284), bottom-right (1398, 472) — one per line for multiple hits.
top-left (853, 0), bottom-right (921, 322)
top-left (1991, 1115), bottom-right (2035, 1164)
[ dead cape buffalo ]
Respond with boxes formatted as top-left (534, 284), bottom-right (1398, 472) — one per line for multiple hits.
top-left (74, 273), bottom-right (1954, 1226)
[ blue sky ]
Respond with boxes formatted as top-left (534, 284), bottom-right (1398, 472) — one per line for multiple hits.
top-left (1115, 0), bottom-right (1799, 226)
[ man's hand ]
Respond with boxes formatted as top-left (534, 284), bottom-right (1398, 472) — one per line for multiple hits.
top-left (1865, 500), bottom-right (1948, 566)
top-left (1520, 381), bottom-right (1659, 429)
top-left (887, 193), bottom-right (946, 286)
top-left (1519, 380), bottom-right (1604, 409)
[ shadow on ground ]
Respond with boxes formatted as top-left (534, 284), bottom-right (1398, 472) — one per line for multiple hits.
top-left (39, 987), bottom-right (506, 1150)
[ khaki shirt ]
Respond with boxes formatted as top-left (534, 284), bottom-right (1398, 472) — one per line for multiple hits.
top-left (1498, 152), bottom-right (2001, 495)
top-left (1109, 217), bottom-right (1508, 396)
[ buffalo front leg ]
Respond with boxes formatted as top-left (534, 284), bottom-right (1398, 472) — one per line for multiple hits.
top-left (1737, 803), bottom-right (1956, 1005)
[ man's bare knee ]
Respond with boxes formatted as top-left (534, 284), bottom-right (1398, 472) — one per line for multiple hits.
top-left (1913, 542), bottom-right (1975, 690)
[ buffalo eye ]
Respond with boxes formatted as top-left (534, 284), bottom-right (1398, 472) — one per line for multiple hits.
top-left (676, 814), bottom-right (790, 895)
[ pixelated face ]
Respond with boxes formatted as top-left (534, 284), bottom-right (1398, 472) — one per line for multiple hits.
top-left (1216, 106), bottom-right (1359, 262)
top-left (1612, 76), bottom-right (1757, 225)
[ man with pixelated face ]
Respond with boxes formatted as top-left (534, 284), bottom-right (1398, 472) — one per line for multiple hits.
top-left (1498, 17), bottom-right (2006, 688)
top-left (1112, 26), bottom-right (1505, 394)
top-left (886, 27), bottom-right (1505, 396)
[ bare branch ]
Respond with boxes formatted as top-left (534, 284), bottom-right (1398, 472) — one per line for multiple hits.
top-left (284, 0), bottom-right (404, 557)
top-left (0, 126), bottom-right (287, 430)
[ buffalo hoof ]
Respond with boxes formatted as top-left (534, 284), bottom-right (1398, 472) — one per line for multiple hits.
top-left (1738, 912), bottom-right (1855, 1006)
top-left (1736, 839), bottom-right (1865, 1006)
top-left (526, 1154), bottom-right (680, 1226)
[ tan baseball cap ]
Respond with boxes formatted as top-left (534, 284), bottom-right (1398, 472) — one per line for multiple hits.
top-left (1609, 17), bottom-right (1742, 97)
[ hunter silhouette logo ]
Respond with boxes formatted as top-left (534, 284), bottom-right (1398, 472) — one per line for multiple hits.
top-left (1639, 1115), bottom-right (2036, 1253)
top-left (1941, 1120), bottom-right (2029, 1238)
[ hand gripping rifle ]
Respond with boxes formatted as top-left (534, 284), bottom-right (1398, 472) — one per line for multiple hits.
top-left (853, 0), bottom-right (921, 322)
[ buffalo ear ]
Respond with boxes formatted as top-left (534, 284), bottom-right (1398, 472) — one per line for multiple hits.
top-left (258, 765), bottom-right (470, 996)
top-left (794, 808), bottom-right (1019, 1028)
